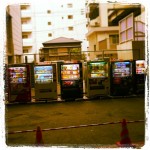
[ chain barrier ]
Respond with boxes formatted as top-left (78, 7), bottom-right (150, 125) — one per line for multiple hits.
top-left (8, 119), bottom-right (144, 134)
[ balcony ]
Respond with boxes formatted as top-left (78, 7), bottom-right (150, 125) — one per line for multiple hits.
top-left (23, 38), bottom-right (33, 46)
top-left (22, 24), bottom-right (32, 31)
top-left (21, 10), bottom-right (32, 18)
top-left (89, 16), bottom-right (100, 27)
top-left (86, 26), bottom-right (119, 37)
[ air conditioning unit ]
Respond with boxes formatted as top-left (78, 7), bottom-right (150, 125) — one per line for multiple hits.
top-left (90, 21), bottom-right (100, 27)
top-left (94, 22), bottom-right (99, 27)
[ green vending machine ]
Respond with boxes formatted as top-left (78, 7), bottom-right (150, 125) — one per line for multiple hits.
top-left (86, 59), bottom-right (110, 98)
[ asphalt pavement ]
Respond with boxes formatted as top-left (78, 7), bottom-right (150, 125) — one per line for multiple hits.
top-left (5, 95), bottom-right (145, 148)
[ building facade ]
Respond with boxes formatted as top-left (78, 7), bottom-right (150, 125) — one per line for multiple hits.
top-left (40, 37), bottom-right (82, 61)
top-left (20, 0), bottom-right (88, 63)
top-left (86, 1), bottom-right (145, 60)
top-left (6, 4), bottom-right (23, 64)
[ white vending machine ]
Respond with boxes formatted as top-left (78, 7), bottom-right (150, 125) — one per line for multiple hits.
top-left (34, 64), bottom-right (57, 101)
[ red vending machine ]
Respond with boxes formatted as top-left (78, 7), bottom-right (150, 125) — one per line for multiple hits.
top-left (34, 64), bottom-right (57, 101)
top-left (134, 60), bottom-right (146, 94)
top-left (59, 61), bottom-right (83, 100)
top-left (110, 60), bottom-right (134, 96)
top-left (86, 59), bottom-right (110, 98)
top-left (8, 64), bottom-right (31, 103)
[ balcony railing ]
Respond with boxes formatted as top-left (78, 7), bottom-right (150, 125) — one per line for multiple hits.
top-left (22, 24), bottom-right (33, 31)
top-left (23, 38), bottom-right (33, 46)
top-left (134, 21), bottom-right (145, 41)
top-left (21, 10), bottom-right (32, 18)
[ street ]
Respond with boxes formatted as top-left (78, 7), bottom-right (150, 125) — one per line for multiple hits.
top-left (5, 96), bottom-right (145, 148)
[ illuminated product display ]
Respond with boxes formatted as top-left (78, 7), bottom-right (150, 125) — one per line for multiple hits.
top-left (88, 62), bottom-right (108, 78)
top-left (34, 66), bottom-right (53, 83)
top-left (61, 64), bottom-right (80, 80)
top-left (8, 64), bottom-right (31, 103)
top-left (9, 67), bottom-right (27, 83)
top-left (112, 62), bottom-right (131, 77)
top-left (136, 60), bottom-right (145, 74)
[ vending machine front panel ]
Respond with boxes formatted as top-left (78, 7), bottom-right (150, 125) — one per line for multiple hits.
top-left (110, 61), bottom-right (134, 96)
top-left (86, 61), bottom-right (110, 98)
top-left (8, 65), bottom-right (31, 103)
top-left (60, 63), bottom-right (83, 100)
top-left (34, 65), bottom-right (57, 100)
top-left (135, 60), bottom-right (145, 94)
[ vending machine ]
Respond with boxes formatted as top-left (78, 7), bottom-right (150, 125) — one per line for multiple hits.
top-left (59, 61), bottom-right (83, 100)
top-left (8, 64), bottom-right (31, 103)
top-left (110, 60), bottom-right (134, 96)
top-left (86, 60), bottom-right (110, 98)
top-left (34, 64), bottom-right (57, 101)
top-left (134, 60), bottom-right (146, 94)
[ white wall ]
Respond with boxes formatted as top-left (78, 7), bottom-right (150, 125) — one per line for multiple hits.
top-left (27, 0), bottom-right (87, 54)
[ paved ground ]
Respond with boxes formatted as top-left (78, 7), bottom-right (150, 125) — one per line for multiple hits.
top-left (5, 96), bottom-right (145, 148)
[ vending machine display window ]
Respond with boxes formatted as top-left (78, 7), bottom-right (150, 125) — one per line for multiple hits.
top-left (112, 62), bottom-right (132, 77)
top-left (136, 60), bottom-right (145, 74)
top-left (9, 67), bottom-right (27, 84)
top-left (34, 66), bottom-right (53, 83)
top-left (88, 62), bottom-right (108, 78)
top-left (61, 64), bottom-right (80, 80)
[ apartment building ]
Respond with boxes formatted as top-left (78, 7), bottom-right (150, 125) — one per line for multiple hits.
top-left (6, 4), bottom-right (23, 64)
top-left (20, 0), bottom-right (87, 63)
top-left (86, 2), bottom-right (119, 60)
top-left (86, 1), bottom-right (145, 60)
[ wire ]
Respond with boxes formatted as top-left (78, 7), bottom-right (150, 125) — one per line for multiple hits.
top-left (22, 20), bottom-right (87, 33)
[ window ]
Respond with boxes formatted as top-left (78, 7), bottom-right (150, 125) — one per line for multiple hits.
top-left (22, 35), bottom-right (28, 39)
top-left (21, 20), bottom-right (28, 24)
top-left (94, 45), bottom-right (96, 51)
top-left (49, 49), bottom-right (58, 55)
top-left (68, 26), bottom-right (73, 31)
top-left (81, 9), bottom-right (84, 15)
top-left (109, 35), bottom-right (119, 44)
top-left (119, 13), bottom-right (134, 43)
top-left (23, 49), bottom-right (28, 53)
top-left (48, 22), bottom-right (51, 25)
top-left (48, 33), bottom-right (52, 37)
top-left (68, 15), bottom-right (73, 19)
top-left (47, 10), bottom-right (51, 14)
top-left (67, 3), bottom-right (73, 8)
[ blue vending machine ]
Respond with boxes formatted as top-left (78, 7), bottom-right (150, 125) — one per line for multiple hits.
top-left (110, 60), bottom-right (134, 96)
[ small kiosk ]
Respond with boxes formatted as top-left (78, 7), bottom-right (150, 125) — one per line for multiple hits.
top-left (85, 58), bottom-right (110, 98)
top-left (8, 64), bottom-right (31, 103)
top-left (34, 63), bottom-right (57, 101)
top-left (134, 60), bottom-right (146, 94)
top-left (59, 61), bottom-right (83, 100)
top-left (110, 60), bottom-right (134, 96)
